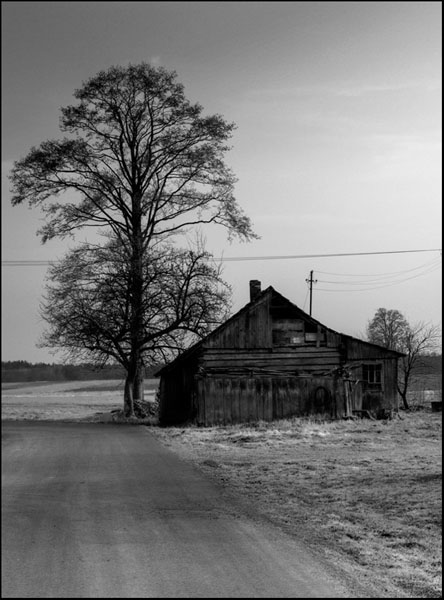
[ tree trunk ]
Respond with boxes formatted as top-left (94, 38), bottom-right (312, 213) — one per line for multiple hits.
top-left (127, 193), bottom-right (145, 416)
top-left (398, 362), bottom-right (411, 410)
top-left (400, 392), bottom-right (410, 410)
top-left (134, 362), bottom-right (144, 402)
top-left (124, 374), bottom-right (135, 417)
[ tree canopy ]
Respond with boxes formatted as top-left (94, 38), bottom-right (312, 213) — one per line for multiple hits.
top-left (366, 308), bottom-right (410, 352)
top-left (10, 63), bottom-right (255, 244)
top-left (40, 235), bottom-right (232, 369)
top-left (10, 63), bottom-right (257, 416)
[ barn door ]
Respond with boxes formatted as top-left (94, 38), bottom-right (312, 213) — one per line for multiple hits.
top-left (313, 386), bottom-right (333, 417)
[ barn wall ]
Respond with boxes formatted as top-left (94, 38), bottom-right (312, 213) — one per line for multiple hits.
top-left (195, 375), bottom-right (346, 425)
top-left (199, 347), bottom-right (341, 375)
top-left (382, 358), bottom-right (399, 411)
top-left (160, 356), bottom-right (399, 425)
top-left (345, 358), bottom-right (399, 416)
top-left (204, 296), bottom-right (271, 349)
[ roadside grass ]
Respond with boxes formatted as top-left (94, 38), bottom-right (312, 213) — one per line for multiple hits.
top-left (152, 411), bottom-right (442, 599)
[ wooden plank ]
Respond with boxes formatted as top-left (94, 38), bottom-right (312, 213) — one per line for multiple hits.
top-left (255, 378), bottom-right (267, 421)
top-left (272, 379), bottom-right (283, 420)
top-left (202, 358), bottom-right (341, 367)
top-left (202, 350), bottom-right (340, 359)
top-left (223, 379), bottom-right (232, 425)
top-left (203, 348), bottom-right (340, 357)
top-left (230, 378), bottom-right (240, 423)
top-left (195, 378), bottom-right (204, 425)
top-left (204, 379), bottom-right (215, 426)
top-left (245, 379), bottom-right (255, 422)
top-left (288, 378), bottom-right (300, 415)
top-left (202, 355), bottom-right (340, 364)
top-left (282, 378), bottom-right (293, 418)
top-left (213, 379), bottom-right (225, 424)
top-left (263, 378), bottom-right (273, 420)
top-left (256, 379), bottom-right (264, 420)
top-left (239, 379), bottom-right (250, 422)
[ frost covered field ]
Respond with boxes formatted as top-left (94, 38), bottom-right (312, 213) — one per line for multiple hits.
top-left (154, 411), bottom-right (442, 598)
top-left (1, 379), bottom-right (159, 421)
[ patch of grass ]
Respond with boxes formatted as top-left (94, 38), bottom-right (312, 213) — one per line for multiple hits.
top-left (152, 411), bottom-right (442, 598)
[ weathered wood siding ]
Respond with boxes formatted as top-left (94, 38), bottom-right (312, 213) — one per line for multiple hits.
top-left (195, 375), bottom-right (346, 425)
top-left (380, 358), bottom-right (399, 411)
top-left (346, 358), bottom-right (399, 415)
top-left (199, 347), bottom-right (341, 375)
top-left (204, 296), bottom-right (271, 348)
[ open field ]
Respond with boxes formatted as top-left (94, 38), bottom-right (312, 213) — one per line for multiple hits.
top-left (152, 413), bottom-right (442, 598)
top-left (1, 379), bottom-right (442, 597)
top-left (1, 379), bottom-right (159, 421)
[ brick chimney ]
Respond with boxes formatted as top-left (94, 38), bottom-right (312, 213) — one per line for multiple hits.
top-left (249, 280), bottom-right (261, 302)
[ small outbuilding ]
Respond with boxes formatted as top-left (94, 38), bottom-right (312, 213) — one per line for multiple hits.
top-left (156, 281), bottom-right (404, 425)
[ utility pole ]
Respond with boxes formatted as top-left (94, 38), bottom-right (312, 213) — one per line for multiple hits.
top-left (305, 270), bottom-right (317, 316)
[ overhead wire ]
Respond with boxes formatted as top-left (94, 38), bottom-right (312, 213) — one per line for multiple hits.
top-left (315, 260), bottom-right (441, 292)
top-left (302, 286), bottom-right (310, 311)
top-left (2, 250), bottom-right (441, 294)
top-left (215, 248), bottom-right (441, 262)
top-left (316, 257), bottom-right (441, 286)
top-left (315, 257), bottom-right (442, 279)
top-left (1, 247), bottom-right (441, 266)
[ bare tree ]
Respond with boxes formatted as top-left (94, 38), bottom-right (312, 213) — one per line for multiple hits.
top-left (9, 63), bottom-right (257, 415)
top-left (396, 321), bottom-right (441, 409)
top-left (367, 308), bottom-right (441, 409)
top-left (40, 234), bottom-right (232, 415)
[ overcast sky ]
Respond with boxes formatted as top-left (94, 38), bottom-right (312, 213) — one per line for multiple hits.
top-left (2, 1), bottom-right (442, 363)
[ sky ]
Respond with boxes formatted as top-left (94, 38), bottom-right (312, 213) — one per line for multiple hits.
top-left (1, 1), bottom-right (442, 363)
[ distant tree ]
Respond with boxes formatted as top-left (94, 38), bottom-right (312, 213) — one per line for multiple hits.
top-left (396, 321), bottom-right (442, 409)
top-left (39, 234), bottom-right (232, 414)
top-left (9, 63), bottom-right (256, 416)
top-left (1, 360), bottom-right (33, 370)
top-left (367, 308), bottom-right (441, 409)
top-left (366, 308), bottom-right (410, 352)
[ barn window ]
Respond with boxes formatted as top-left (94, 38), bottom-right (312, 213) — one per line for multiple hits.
top-left (362, 364), bottom-right (382, 389)
top-left (272, 319), bottom-right (305, 346)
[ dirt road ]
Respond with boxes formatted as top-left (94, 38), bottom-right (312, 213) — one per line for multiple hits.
top-left (3, 422), bottom-right (356, 598)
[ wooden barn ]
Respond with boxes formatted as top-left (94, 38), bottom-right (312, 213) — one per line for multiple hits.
top-left (156, 281), bottom-right (404, 425)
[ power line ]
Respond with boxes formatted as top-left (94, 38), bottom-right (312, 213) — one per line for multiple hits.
top-left (316, 258), bottom-right (441, 285)
top-left (315, 257), bottom-right (442, 278)
top-left (217, 248), bottom-right (441, 262)
top-left (2, 247), bottom-right (442, 266)
top-left (315, 262), bottom-right (441, 292)
top-left (302, 287), bottom-right (310, 312)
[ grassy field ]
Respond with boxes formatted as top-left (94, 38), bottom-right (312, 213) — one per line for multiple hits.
top-left (1, 379), bottom-right (442, 597)
top-left (1, 379), bottom-right (159, 421)
top-left (152, 413), bottom-right (442, 598)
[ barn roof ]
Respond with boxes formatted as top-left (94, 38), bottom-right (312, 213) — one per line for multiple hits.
top-left (155, 285), bottom-right (404, 376)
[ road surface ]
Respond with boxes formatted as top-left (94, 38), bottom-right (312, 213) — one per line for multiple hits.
top-left (3, 422), bottom-right (354, 598)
